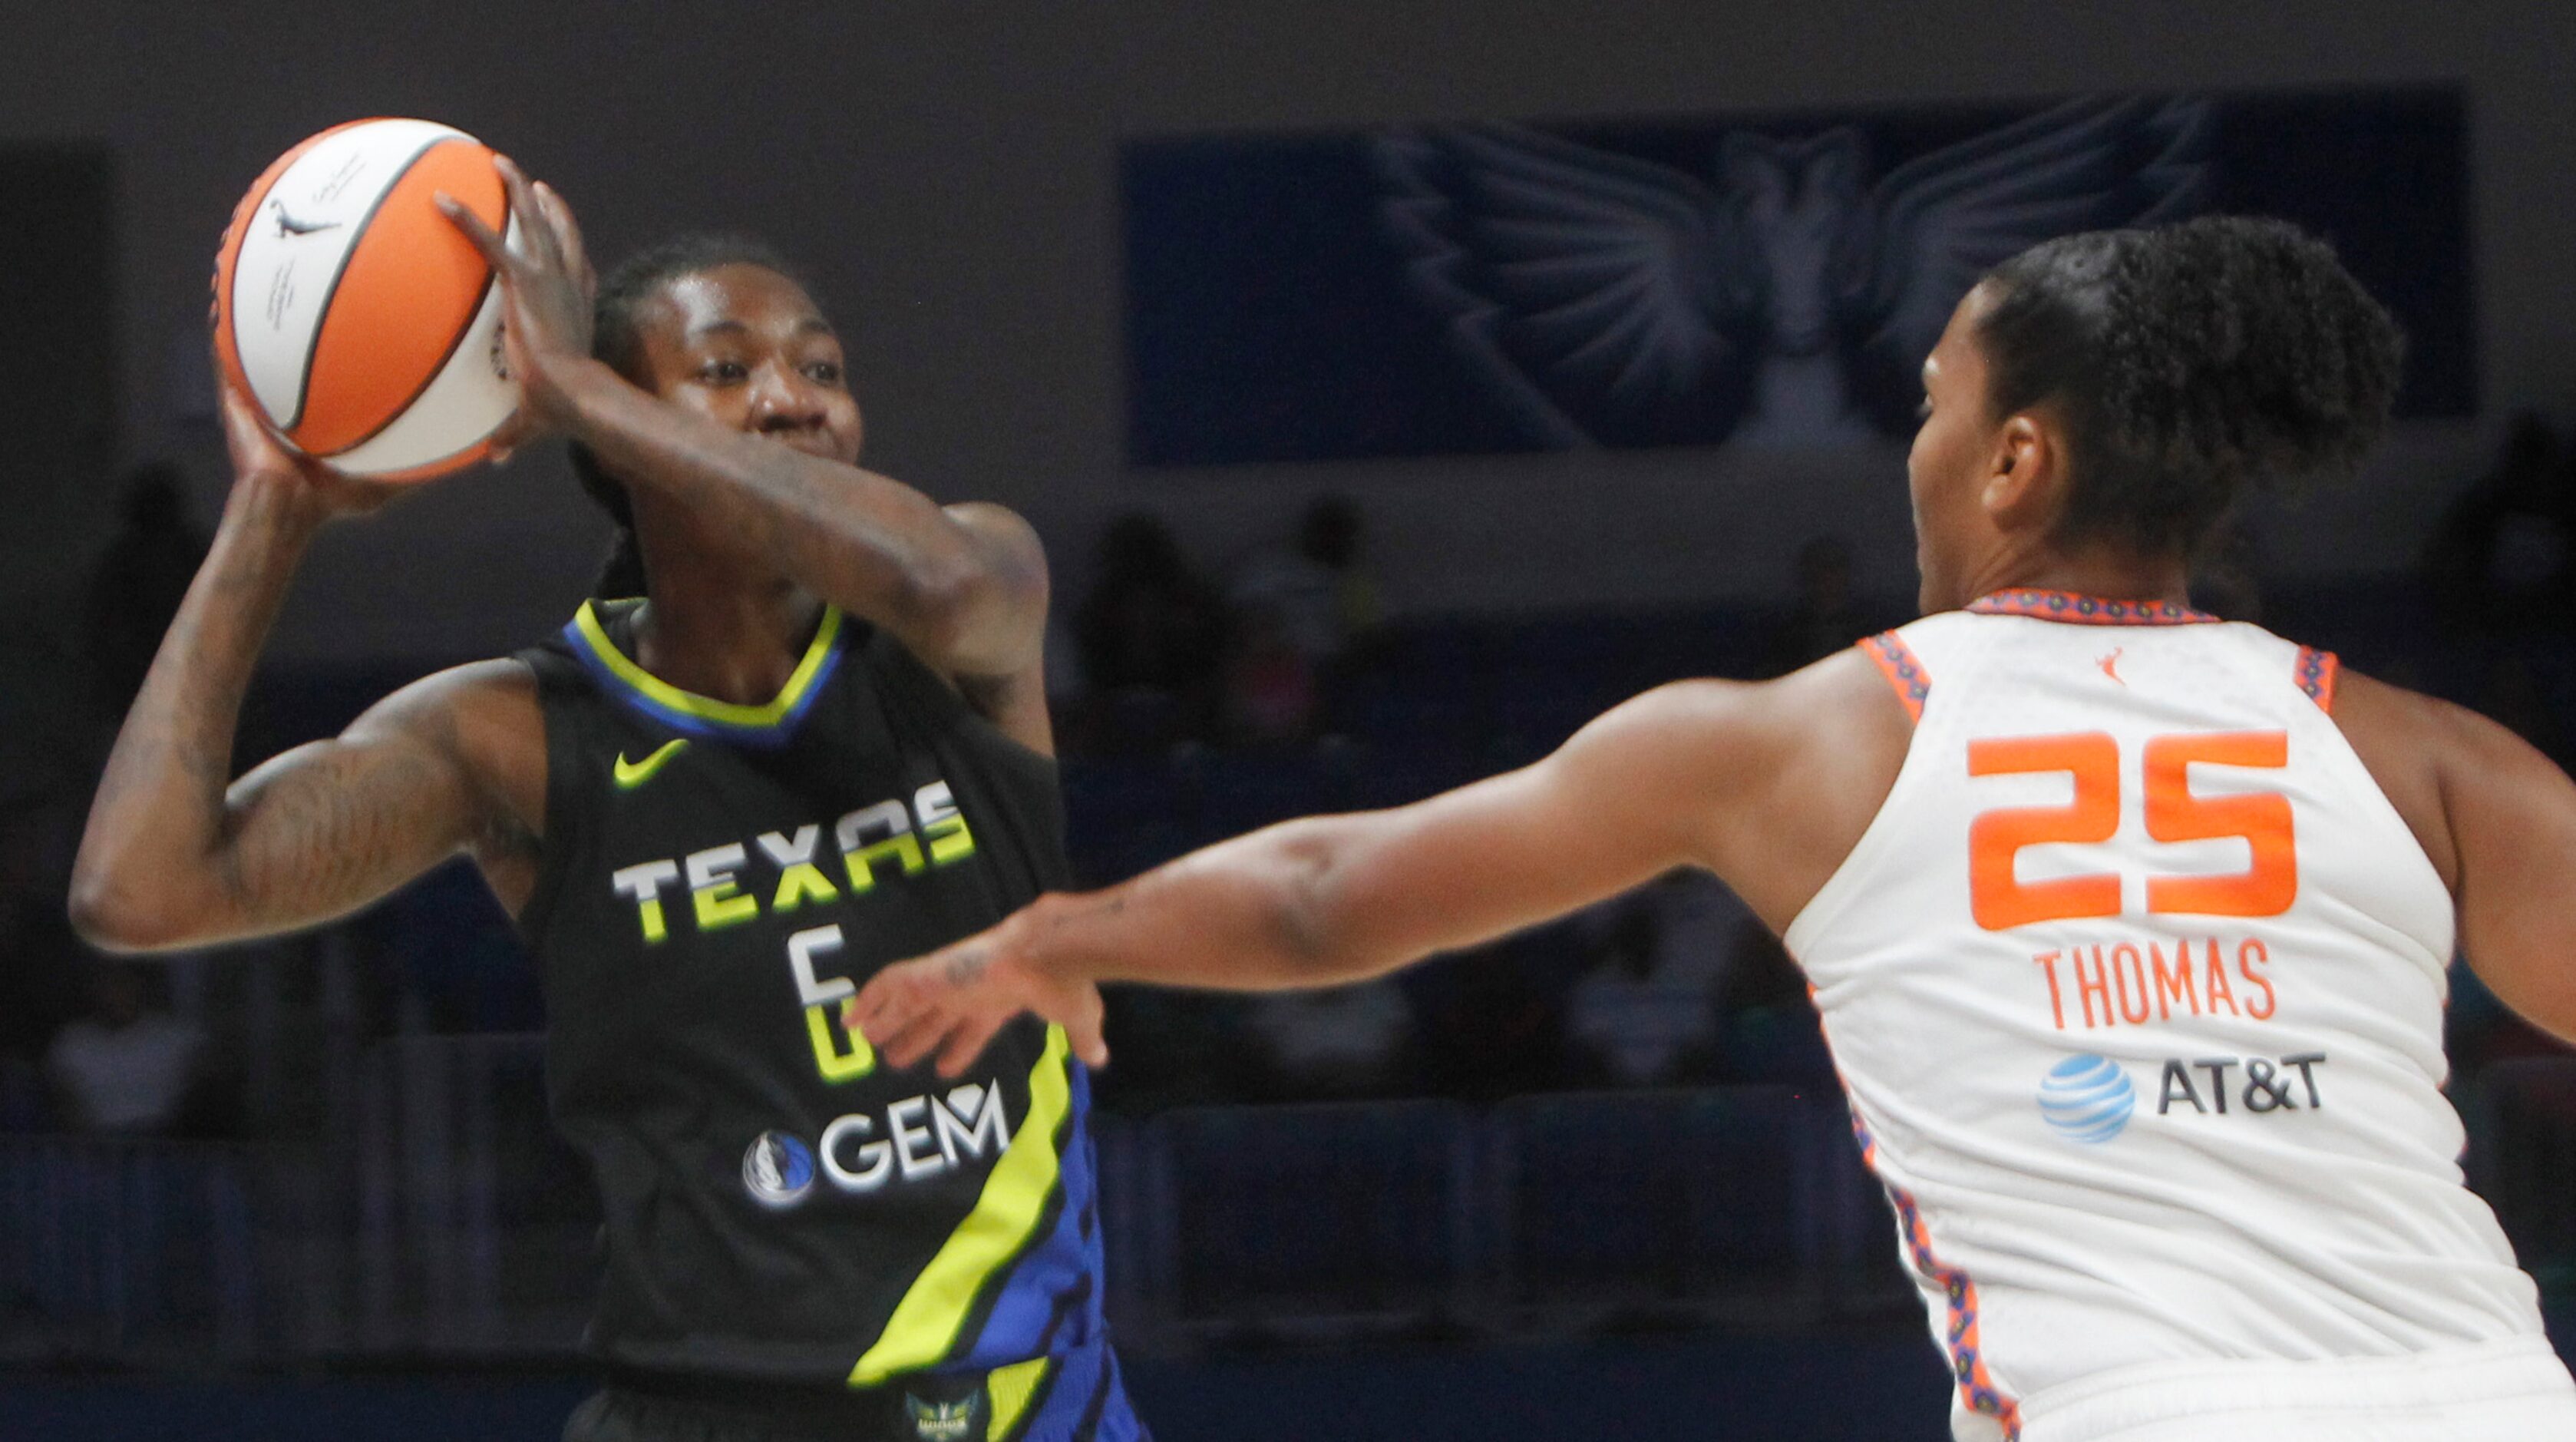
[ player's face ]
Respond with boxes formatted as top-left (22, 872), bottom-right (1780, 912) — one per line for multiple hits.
top-left (631, 264), bottom-right (865, 466)
top-left (1906, 285), bottom-right (2003, 614)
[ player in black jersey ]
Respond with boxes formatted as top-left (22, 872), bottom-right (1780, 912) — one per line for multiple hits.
top-left (70, 158), bottom-right (1145, 1442)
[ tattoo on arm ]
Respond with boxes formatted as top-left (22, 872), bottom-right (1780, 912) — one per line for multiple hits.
top-left (942, 944), bottom-right (993, 988)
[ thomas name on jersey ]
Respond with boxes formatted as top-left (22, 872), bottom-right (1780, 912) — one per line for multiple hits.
top-left (2029, 933), bottom-right (2279, 1031)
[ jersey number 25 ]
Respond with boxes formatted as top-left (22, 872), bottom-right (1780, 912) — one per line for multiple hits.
top-left (1967, 730), bottom-right (2295, 931)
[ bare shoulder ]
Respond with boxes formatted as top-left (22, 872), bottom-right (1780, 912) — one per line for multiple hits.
top-left (2333, 664), bottom-right (2571, 895)
top-left (1571, 647), bottom-right (1913, 931)
top-left (347, 658), bottom-right (548, 843)
top-left (1576, 649), bottom-right (1897, 766)
top-left (349, 658), bottom-right (540, 746)
top-left (943, 501), bottom-right (1049, 585)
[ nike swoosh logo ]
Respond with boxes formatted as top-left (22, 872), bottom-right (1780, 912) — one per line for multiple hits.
top-left (613, 739), bottom-right (689, 790)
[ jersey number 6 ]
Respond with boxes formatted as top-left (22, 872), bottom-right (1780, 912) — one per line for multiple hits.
top-left (1967, 730), bottom-right (2295, 931)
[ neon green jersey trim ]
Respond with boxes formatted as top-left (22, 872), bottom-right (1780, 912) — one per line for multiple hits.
top-left (847, 1027), bottom-right (1072, 1387)
top-left (571, 599), bottom-right (844, 729)
top-left (983, 1354), bottom-right (1055, 1440)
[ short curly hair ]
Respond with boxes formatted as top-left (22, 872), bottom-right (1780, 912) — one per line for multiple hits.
top-left (1975, 216), bottom-right (2403, 555)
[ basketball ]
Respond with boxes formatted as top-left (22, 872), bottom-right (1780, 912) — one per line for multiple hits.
top-left (213, 118), bottom-right (520, 482)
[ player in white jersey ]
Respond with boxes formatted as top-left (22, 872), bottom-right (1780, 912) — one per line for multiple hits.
top-left (844, 217), bottom-right (2576, 1440)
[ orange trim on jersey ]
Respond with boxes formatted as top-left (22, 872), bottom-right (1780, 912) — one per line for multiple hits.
top-left (1891, 1176), bottom-right (2023, 1438)
top-left (1806, 1016), bottom-right (2025, 1439)
top-left (1841, 1105), bottom-right (2025, 1439)
top-left (2295, 646), bottom-right (2339, 713)
top-left (1968, 590), bottom-right (2218, 626)
top-left (1863, 631), bottom-right (1930, 722)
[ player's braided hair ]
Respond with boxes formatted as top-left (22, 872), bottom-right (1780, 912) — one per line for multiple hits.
top-left (1975, 216), bottom-right (2403, 556)
top-left (566, 233), bottom-right (819, 599)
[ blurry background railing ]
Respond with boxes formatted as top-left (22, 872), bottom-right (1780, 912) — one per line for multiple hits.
top-left (13, 1042), bottom-right (2568, 1367)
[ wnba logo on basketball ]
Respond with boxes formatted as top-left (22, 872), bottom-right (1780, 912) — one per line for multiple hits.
top-left (2036, 1054), bottom-right (2135, 1143)
top-left (742, 1130), bottom-right (817, 1209)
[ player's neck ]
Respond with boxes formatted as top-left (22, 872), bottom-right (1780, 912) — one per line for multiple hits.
top-left (628, 567), bottom-right (821, 707)
top-left (1966, 543), bottom-right (2192, 610)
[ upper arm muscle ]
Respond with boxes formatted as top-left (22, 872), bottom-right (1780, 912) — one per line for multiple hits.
top-left (1306, 682), bottom-right (1759, 968)
top-left (206, 661), bottom-right (539, 944)
top-left (2338, 665), bottom-right (2576, 1043)
top-left (2431, 702), bottom-right (2576, 1043)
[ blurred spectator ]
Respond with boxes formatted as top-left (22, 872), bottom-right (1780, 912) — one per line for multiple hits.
top-left (2422, 412), bottom-right (2574, 636)
top-left (1219, 607), bottom-right (1321, 746)
top-left (1074, 514), bottom-right (1228, 751)
top-left (1717, 918), bottom-right (1835, 1085)
top-left (82, 461), bottom-right (209, 713)
top-left (1762, 535), bottom-right (1891, 675)
top-left (1227, 496), bottom-right (1382, 668)
top-left (1223, 498), bottom-right (1385, 745)
top-left (45, 961), bottom-right (207, 1135)
top-left (1243, 977), bottom-right (1417, 1100)
top-left (1562, 871), bottom-right (1740, 1086)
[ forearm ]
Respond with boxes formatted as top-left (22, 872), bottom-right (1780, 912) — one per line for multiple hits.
top-left (554, 361), bottom-right (1033, 665)
top-left (1009, 815), bottom-right (1423, 994)
top-left (71, 476), bottom-right (322, 945)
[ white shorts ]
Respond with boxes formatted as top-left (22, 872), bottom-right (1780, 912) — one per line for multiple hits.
top-left (2003, 1336), bottom-right (2576, 1442)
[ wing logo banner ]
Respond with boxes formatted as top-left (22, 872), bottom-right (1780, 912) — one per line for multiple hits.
top-left (1121, 88), bottom-right (2468, 466)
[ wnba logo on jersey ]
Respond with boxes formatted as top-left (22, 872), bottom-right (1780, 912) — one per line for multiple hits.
top-left (2036, 1053), bottom-right (2136, 1143)
top-left (742, 1130), bottom-right (817, 1208)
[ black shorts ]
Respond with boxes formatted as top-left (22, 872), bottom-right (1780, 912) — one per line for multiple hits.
top-left (563, 1337), bottom-right (1148, 1442)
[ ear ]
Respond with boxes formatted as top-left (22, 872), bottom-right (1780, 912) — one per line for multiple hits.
top-left (1980, 412), bottom-right (2064, 531)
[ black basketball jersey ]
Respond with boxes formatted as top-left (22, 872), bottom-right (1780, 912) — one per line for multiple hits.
top-left (514, 598), bottom-right (1109, 1392)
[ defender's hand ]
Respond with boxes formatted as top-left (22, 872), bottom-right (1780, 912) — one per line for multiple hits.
top-left (437, 156), bottom-right (596, 459)
top-left (846, 916), bottom-right (1110, 1078)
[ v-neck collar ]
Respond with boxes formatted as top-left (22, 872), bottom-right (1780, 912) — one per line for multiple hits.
top-left (563, 598), bottom-right (847, 746)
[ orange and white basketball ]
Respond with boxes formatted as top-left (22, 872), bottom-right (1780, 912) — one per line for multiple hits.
top-left (213, 118), bottom-right (520, 482)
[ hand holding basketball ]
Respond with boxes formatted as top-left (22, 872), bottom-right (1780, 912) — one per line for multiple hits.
top-left (216, 381), bottom-right (401, 521)
top-left (437, 157), bottom-right (596, 460)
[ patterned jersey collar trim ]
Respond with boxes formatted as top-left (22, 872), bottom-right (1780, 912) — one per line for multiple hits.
top-left (1966, 590), bottom-right (2219, 626)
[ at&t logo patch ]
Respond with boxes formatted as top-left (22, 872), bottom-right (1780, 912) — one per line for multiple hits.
top-left (2036, 1053), bottom-right (2135, 1143)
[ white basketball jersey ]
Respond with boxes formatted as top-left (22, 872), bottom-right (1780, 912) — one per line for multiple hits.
top-left (1784, 592), bottom-right (2551, 1440)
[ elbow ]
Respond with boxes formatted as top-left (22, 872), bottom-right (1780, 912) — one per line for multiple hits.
top-left (66, 864), bottom-right (205, 954)
top-left (898, 557), bottom-right (1047, 671)
top-left (1267, 822), bottom-right (1355, 981)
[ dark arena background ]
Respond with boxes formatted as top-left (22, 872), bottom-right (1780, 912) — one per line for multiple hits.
top-left (5, 3), bottom-right (2576, 1438)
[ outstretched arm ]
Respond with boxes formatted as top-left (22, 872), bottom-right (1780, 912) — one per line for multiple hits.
top-left (68, 391), bottom-right (540, 953)
top-left (441, 164), bottom-right (1047, 686)
top-left (850, 677), bottom-right (1825, 1076)
top-left (2414, 695), bottom-right (2576, 1044)
top-left (2323, 668), bottom-right (2576, 1046)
